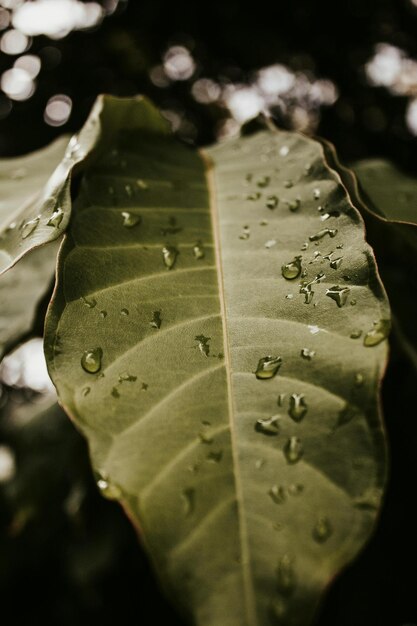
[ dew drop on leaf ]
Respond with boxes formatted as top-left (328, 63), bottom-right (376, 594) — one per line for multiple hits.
top-left (281, 256), bottom-right (302, 280)
top-left (313, 187), bottom-right (321, 199)
top-left (120, 308), bottom-right (129, 316)
top-left (162, 245), bottom-right (178, 269)
top-left (288, 394), bottom-right (308, 422)
top-left (283, 436), bottom-right (303, 464)
top-left (193, 241), bottom-right (205, 259)
top-left (239, 225), bottom-right (250, 240)
top-left (255, 415), bottom-right (280, 436)
top-left (96, 471), bottom-right (121, 500)
top-left (150, 310), bottom-right (162, 329)
top-left (121, 211), bottom-right (141, 228)
top-left (330, 256), bottom-right (343, 269)
top-left (279, 145), bottom-right (289, 157)
top-left (350, 329), bottom-right (362, 339)
top-left (325, 285), bottom-right (350, 307)
top-left (363, 319), bottom-right (390, 347)
top-left (118, 372), bottom-right (137, 383)
top-left (181, 487), bottom-right (195, 516)
top-left (266, 195), bottom-right (279, 209)
top-left (136, 178), bottom-right (148, 190)
top-left (257, 175), bottom-right (270, 188)
top-left (47, 207), bottom-right (64, 228)
top-left (21, 217), bottom-right (40, 239)
top-left (309, 228), bottom-right (338, 241)
top-left (255, 356), bottom-right (282, 379)
top-left (247, 192), bottom-right (261, 201)
top-left (312, 516), bottom-right (333, 543)
top-left (300, 348), bottom-right (315, 360)
top-left (80, 296), bottom-right (97, 308)
top-left (81, 347), bottom-right (103, 374)
top-left (207, 450), bottom-right (223, 463)
top-left (288, 483), bottom-right (304, 496)
top-left (276, 554), bottom-right (296, 594)
top-left (268, 484), bottom-right (286, 504)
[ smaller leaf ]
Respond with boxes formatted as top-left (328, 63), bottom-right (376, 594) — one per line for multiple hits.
top-left (0, 95), bottom-right (167, 275)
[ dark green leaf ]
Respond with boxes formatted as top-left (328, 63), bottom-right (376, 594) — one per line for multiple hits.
top-left (44, 97), bottom-right (389, 626)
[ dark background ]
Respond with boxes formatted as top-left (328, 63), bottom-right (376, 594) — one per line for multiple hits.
top-left (0, 1), bottom-right (416, 624)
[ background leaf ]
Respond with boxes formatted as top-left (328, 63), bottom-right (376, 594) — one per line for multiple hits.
top-left (45, 98), bottom-right (389, 626)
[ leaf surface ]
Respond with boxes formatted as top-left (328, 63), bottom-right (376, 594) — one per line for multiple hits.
top-left (45, 96), bottom-right (390, 626)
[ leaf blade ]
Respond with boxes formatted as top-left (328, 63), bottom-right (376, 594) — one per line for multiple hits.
top-left (45, 98), bottom-right (389, 626)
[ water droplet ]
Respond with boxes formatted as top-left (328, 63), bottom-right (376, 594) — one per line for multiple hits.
top-left (350, 329), bottom-right (362, 339)
top-left (277, 393), bottom-right (286, 406)
top-left (283, 437), bottom-right (303, 464)
top-left (193, 241), bottom-right (205, 259)
top-left (111, 387), bottom-right (120, 398)
top-left (265, 239), bottom-right (277, 249)
top-left (257, 175), bottom-right (270, 188)
top-left (312, 516), bottom-right (333, 543)
top-left (281, 256), bottom-right (302, 280)
top-left (199, 431), bottom-right (214, 444)
top-left (255, 458), bottom-right (265, 469)
top-left (288, 483), bottom-right (304, 496)
top-left (355, 373), bottom-right (364, 386)
top-left (125, 184), bottom-right (133, 198)
top-left (80, 296), bottom-right (97, 308)
top-left (120, 308), bottom-right (129, 316)
top-left (284, 180), bottom-right (293, 188)
top-left (268, 484), bottom-right (286, 504)
top-left (81, 347), bottom-right (103, 374)
top-left (136, 178), bottom-right (148, 190)
top-left (96, 471), bottom-right (121, 500)
top-left (309, 228), bottom-right (338, 241)
top-left (313, 188), bottom-right (321, 199)
top-left (162, 245), bottom-right (179, 269)
top-left (301, 242), bottom-right (309, 251)
top-left (255, 415), bottom-right (280, 436)
top-left (320, 210), bottom-right (341, 221)
top-left (247, 192), bottom-right (261, 201)
top-left (286, 198), bottom-right (300, 211)
top-left (260, 219), bottom-right (268, 225)
top-left (82, 386), bottom-right (90, 397)
top-left (150, 310), bottom-right (162, 329)
top-left (276, 554), bottom-right (296, 595)
top-left (255, 356), bottom-right (282, 380)
top-left (239, 225), bottom-right (250, 240)
top-left (350, 299), bottom-right (357, 306)
top-left (300, 272), bottom-right (325, 304)
top-left (100, 310), bottom-right (107, 319)
top-left (121, 211), bottom-right (141, 228)
top-left (330, 256), bottom-right (343, 270)
top-left (279, 145), bottom-right (289, 157)
top-left (300, 348), bottom-right (315, 360)
top-left (46, 207), bottom-right (64, 228)
top-left (288, 394), bottom-right (308, 422)
top-left (207, 450), bottom-right (223, 463)
top-left (363, 319), bottom-right (390, 347)
top-left (118, 372), bottom-right (137, 383)
top-left (195, 334), bottom-right (211, 357)
top-left (181, 487), bottom-right (195, 516)
top-left (21, 217), bottom-right (40, 239)
top-left (266, 195), bottom-right (279, 209)
top-left (325, 285), bottom-right (350, 307)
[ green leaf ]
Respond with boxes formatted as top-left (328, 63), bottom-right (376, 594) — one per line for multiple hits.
top-left (0, 240), bottom-right (59, 361)
top-left (45, 97), bottom-right (389, 626)
top-left (0, 95), bottom-right (166, 275)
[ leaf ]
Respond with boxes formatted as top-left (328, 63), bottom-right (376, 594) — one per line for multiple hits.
top-left (44, 97), bottom-right (389, 626)
top-left (0, 240), bottom-right (60, 361)
top-left (0, 94), bottom-right (166, 275)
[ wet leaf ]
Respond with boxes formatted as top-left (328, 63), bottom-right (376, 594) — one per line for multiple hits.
top-left (0, 94), bottom-right (167, 275)
top-left (45, 97), bottom-right (389, 626)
